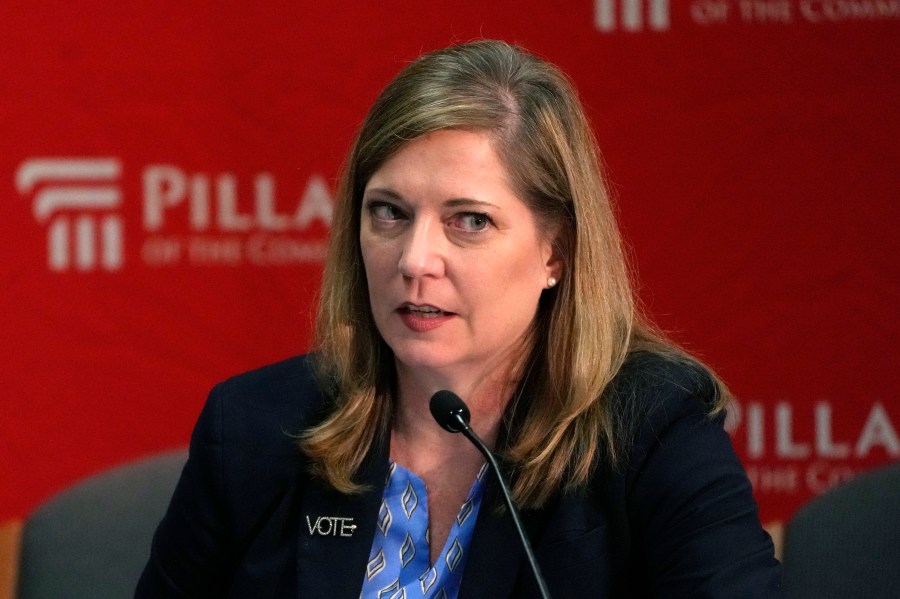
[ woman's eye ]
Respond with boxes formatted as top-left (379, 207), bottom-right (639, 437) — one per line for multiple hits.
top-left (453, 212), bottom-right (492, 232)
top-left (369, 202), bottom-right (404, 221)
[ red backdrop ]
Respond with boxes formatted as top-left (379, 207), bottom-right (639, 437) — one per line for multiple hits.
top-left (2, 1), bottom-right (898, 527)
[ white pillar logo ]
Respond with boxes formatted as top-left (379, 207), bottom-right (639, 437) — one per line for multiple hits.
top-left (595, 0), bottom-right (671, 32)
top-left (16, 158), bottom-right (124, 272)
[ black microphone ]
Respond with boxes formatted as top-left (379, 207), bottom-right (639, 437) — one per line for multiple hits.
top-left (429, 390), bottom-right (552, 599)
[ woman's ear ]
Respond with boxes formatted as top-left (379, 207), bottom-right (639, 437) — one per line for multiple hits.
top-left (542, 234), bottom-right (563, 289)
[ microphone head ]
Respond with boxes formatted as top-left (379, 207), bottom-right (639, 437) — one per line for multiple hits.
top-left (429, 390), bottom-right (471, 433)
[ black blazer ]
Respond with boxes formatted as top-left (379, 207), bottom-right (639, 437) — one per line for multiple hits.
top-left (136, 353), bottom-right (782, 598)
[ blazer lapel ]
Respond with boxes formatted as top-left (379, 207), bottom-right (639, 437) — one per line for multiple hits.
top-left (293, 440), bottom-right (553, 598)
top-left (296, 438), bottom-right (390, 598)
top-left (459, 475), bottom-right (552, 599)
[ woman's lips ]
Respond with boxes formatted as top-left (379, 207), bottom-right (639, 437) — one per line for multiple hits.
top-left (397, 304), bottom-right (455, 332)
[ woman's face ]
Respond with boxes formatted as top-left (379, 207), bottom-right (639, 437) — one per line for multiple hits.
top-left (360, 129), bottom-right (558, 381)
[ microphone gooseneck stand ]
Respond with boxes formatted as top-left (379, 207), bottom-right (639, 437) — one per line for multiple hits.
top-left (429, 390), bottom-right (552, 599)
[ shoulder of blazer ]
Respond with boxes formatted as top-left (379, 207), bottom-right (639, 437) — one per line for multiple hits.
top-left (603, 350), bottom-right (720, 467)
top-left (210, 352), bottom-right (333, 442)
top-left (588, 351), bottom-right (722, 584)
top-left (201, 354), bottom-right (332, 538)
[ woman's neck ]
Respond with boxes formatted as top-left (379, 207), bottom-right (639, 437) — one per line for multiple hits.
top-left (391, 362), bottom-right (515, 454)
top-left (388, 360), bottom-right (524, 563)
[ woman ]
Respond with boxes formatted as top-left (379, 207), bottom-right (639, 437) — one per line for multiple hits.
top-left (137, 40), bottom-right (782, 597)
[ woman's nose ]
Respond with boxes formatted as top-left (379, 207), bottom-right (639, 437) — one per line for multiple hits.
top-left (397, 219), bottom-right (445, 279)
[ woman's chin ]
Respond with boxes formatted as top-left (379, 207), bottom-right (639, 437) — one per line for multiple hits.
top-left (390, 347), bottom-right (467, 378)
top-left (393, 353), bottom-right (455, 373)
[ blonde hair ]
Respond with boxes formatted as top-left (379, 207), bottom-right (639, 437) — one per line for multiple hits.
top-left (303, 40), bottom-right (727, 508)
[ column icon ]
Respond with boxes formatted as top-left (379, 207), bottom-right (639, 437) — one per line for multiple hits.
top-left (16, 158), bottom-right (124, 272)
top-left (595, 0), bottom-right (670, 32)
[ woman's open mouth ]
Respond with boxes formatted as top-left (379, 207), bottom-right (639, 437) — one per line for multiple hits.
top-left (404, 304), bottom-right (447, 318)
top-left (398, 304), bottom-right (455, 331)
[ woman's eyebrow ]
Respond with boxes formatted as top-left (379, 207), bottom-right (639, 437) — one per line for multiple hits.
top-left (444, 198), bottom-right (500, 210)
top-left (364, 189), bottom-right (500, 211)
top-left (363, 187), bottom-right (403, 200)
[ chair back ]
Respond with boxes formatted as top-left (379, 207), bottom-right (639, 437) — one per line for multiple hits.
top-left (783, 462), bottom-right (900, 599)
top-left (17, 449), bottom-right (186, 599)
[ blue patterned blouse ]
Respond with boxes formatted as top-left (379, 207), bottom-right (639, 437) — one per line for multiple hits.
top-left (360, 460), bottom-right (488, 599)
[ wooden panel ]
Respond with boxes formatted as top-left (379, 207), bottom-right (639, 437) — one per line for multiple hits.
top-left (0, 520), bottom-right (21, 599)
top-left (763, 520), bottom-right (785, 562)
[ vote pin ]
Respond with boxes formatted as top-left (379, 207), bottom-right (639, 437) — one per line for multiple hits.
top-left (306, 515), bottom-right (357, 537)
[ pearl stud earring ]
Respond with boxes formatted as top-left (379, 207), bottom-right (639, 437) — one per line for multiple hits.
top-left (547, 277), bottom-right (557, 288)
